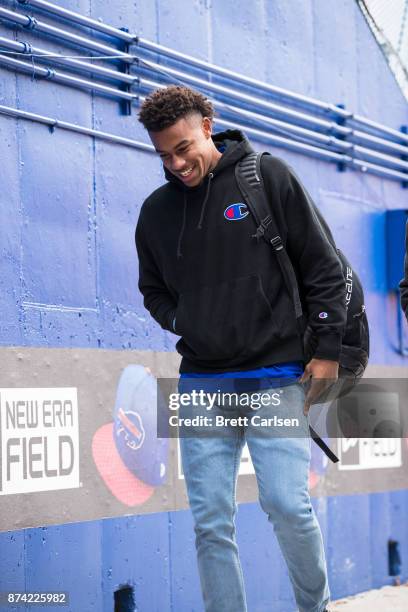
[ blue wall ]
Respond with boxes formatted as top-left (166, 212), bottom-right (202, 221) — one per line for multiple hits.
top-left (1, 0), bottom-right (408, 610)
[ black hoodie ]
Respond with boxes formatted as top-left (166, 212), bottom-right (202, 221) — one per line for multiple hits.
top-left (135, 130), bottom-right (346, 373)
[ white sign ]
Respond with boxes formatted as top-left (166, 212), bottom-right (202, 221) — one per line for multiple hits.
top-left (337, 437), bottom-right (402, 470)
top-left (238, 444), bottom-right (255, 475)
top-left (0, 388), bottom-right (80, 495)
top-left (177, 441), bottom-right (254, 479)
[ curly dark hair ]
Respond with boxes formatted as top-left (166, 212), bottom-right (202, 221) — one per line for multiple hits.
top-left (138, 85), bottom-right (214, 132)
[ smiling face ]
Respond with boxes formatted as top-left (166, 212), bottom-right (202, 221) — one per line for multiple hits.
top-left (149, 113), bottom-right (222, 187)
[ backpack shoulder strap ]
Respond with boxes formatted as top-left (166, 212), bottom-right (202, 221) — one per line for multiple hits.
top-left (235, 152), bottom-right (303, 320)
top-left (235, 152), bottom-right (340, 464)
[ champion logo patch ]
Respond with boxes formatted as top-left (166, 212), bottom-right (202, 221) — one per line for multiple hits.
top-left (224, 203), bottom-right (249, 221)
top-left (319, 312), bottom-right (328, 319)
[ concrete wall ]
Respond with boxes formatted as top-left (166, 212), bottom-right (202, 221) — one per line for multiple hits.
top-left (0, 0), bottom-right (407, 610)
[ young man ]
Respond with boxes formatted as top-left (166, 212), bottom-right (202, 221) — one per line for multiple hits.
top-left (136, 85), bottom-right (346, 612)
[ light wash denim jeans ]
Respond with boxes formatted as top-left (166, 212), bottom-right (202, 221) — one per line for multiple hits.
top-left (179, 381), bottom-right (330, 612)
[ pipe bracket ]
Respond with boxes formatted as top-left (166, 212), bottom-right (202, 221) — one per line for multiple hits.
top-left (43, 68), bottom-right (55, 80)
top-left (400, 126), bottom-right (408, 188)
top-left (48, 119), bottom-right (57, 134)
top-left (21, 42), bottom-right (33, 55)
top-left (335, 103), bottom-right (347, 173)
top-left (23, 16), bottom-right (38, 30)
top-left (119, 27), bottom-right (132, 116)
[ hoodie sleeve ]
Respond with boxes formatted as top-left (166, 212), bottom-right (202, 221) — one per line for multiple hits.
top-left (399, 221), bottom-right (408, 321)
top-left (262, 156), bottom-right (347, 361)
top-left (135, 208), bottom-right (177, 334)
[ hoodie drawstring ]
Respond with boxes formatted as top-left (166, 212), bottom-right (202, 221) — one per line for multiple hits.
top-left (177, 172), bottom-right (214, 258)
top-left (197, 172), bottom-right (214, 230)
top-left (177, 191), bottom-right (187, 259)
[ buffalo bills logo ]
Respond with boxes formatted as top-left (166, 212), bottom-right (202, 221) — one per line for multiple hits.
top-left (224, 203), bottom-right (249, 221)
top-left (116, 407), bottom-right (145, 451)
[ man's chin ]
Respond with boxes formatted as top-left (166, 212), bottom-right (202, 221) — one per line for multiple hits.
top-left (188, 178), bottom-right (202, 187)
top-left (185, 173), bottom-right (203, 188)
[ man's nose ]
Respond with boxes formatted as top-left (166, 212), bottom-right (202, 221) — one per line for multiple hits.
top-left (171, 155), bottom-right (185, 171)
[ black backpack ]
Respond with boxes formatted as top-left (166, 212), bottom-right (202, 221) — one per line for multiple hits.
top-left (235, 152), bottom-right (370, 462)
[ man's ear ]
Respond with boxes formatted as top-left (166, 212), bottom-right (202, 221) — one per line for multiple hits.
top-left (202, 116), bottom-right (213, 139)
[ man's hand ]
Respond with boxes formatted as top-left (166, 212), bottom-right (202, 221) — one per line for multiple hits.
top-left (299, 359), bottom-right (339, 416)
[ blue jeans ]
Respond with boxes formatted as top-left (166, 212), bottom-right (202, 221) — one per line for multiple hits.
top-left (179, 382), bottom-right (330, 612)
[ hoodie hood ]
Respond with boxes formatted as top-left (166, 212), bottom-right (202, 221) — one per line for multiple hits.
top-left (164, 129), bottom-right (255, 258)
top-left (164, 129), bottom-right (254, 188)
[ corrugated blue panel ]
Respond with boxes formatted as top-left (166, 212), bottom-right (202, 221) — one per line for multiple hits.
top-left (19, 125), bottom-right (96, 309)
top-left (263, 1), bottom-right (315, 95)
top-left (0, 29), bottom-right (21, 345)
top-left (13, 0), bottom-right (92, 125)
top-left (169, 490), bottom-right (408, 609)
top-left (168, 509), bottom-right (202, 611)
top-left (318, 191), bottom-right (384, 292)
top-left (0, 531), bottom-right (25, 612)
top-left (236, 502), bottom-right (296, 612)
top-left (0, 492), bottom-right (407, 609)
top-left (389, 489), bottom-right (408, 580)
top-left (386, 210), bottom-right (408, 291)
top-left (24, 522), bottom-right (103, 612)
top-left (101, 514), bottom-right (171, 611)
top-left (313, 0), bottom-right (359, 110)
top-left (211, 0), bottom-right (267, 79)
top-left (327, 494), bottom-right (372, 598)
top-left (20, 305), bottom-right (101, 348)
top-left (95, 147), bottom-right (161, 350)
top-left (0, 114), bottom-right (23, 347)
top-left (157, 0), bottom-right (210, 58)
top-left (369, 491), bottom-right (392, 588)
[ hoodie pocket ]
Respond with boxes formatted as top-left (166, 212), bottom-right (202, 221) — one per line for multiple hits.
top-left (175, 274), bottom-right (276, 361)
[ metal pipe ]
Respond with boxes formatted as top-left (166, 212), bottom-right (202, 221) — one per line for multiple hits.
top-left (218, 116), bottom-right (408, 180)
top-left (16, 0), bottom-right (408, 147)
top-left (212, 100), bottom-right (351, 151)
top-left (351, 113), bottom-right (408, 145)
top-left (214, 117), bottom-right (349, 163)
top-left (351, 128), bottom-right (408, 157)
top-left (352, 143), bottom-right (408, 171)
top-left (219, 101), bottom-right (408, 160)
top-left (1, 32), bottom-right (404, 159)
top-left (137, 38), bottom-right (349, 116)
top-left (13, 0), bottom-right (350, 118)
top-left (0, 37), bottom-right (359, 155)
top-left (0, 101), bottom-right (405, 183)
top-left (225, 106), bottom-right (408, 170)
top-left (0, 35), bottom-right (137, 85)
top-left (0, 55), bottom-right (137, 100)
top-left (215, 116), bottom-right (408, 181)
top-left (129, 47), bottom-right (407, 146)
top-left (352, 158), bottom-right (408, 181)
top-left (138, 78), bottom-right (349, 152)
top-left (0, 7), bottom-right (134, 62)
top-left (140, 78), bottom-right (408, 172)
top-left (2, 50), bottom-right (406, 177)
top-left (17, 0), bottom-right (136, 44)
top-left (138, 64), bottom-right (408, 160)
top-left (136, 64), bottom-right (347, 134)
top-left (0, 103), bottom-right (154, 151)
